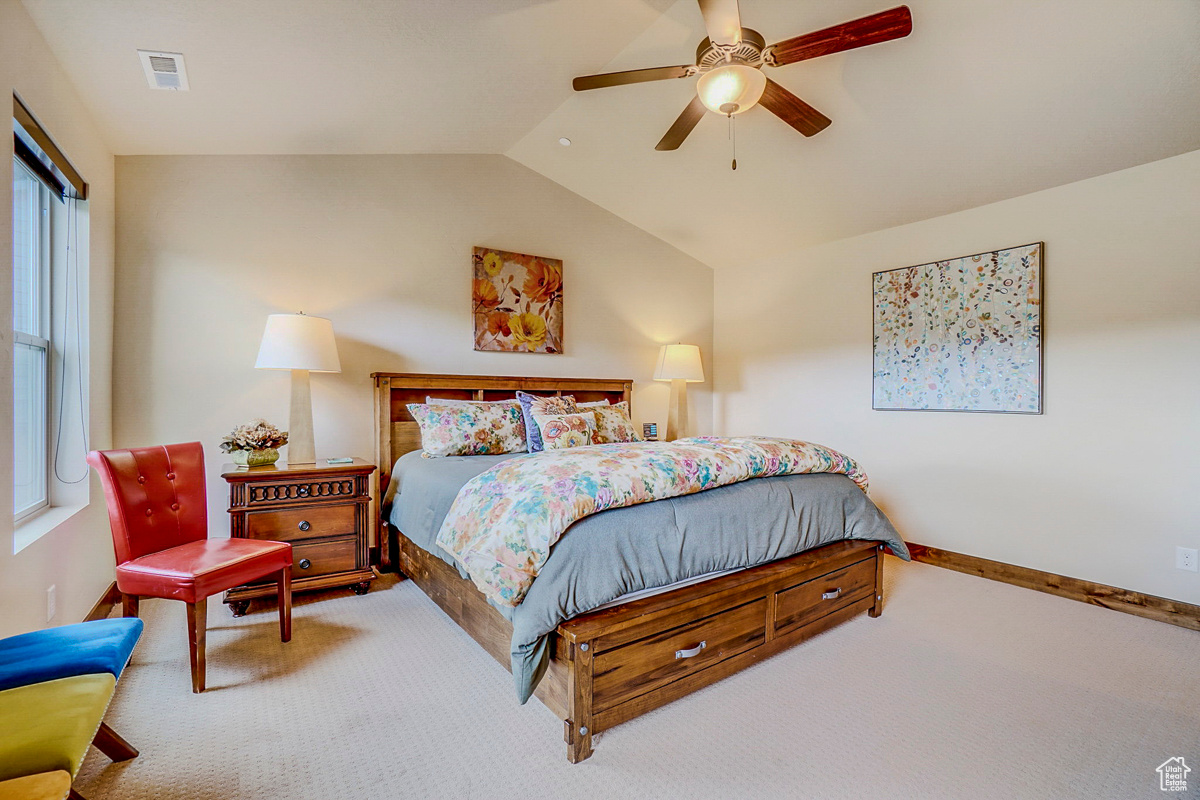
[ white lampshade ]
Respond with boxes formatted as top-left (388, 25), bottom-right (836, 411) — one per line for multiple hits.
top-left (653, 344), bottom-right (704, 383)
top-left (255, 313), bottom-right (341, 373)
top-left (696, 64), bottom-right (766, 115)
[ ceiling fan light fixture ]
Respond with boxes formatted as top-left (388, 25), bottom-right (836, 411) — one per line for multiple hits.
top-left (696, 63), bottom-right (766, 115)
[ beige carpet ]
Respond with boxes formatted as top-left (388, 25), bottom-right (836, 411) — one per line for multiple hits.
top-left (75, 559), bottom-right (1200, 800)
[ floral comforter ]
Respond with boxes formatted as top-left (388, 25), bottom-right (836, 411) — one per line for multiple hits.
top-left (436, 437), bottom-right (869, 607)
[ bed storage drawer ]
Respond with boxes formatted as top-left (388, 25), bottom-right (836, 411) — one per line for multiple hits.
top-left (773, 556), bottom-right (875, 636)
top-left (592, 598), bottom-right (767, 710)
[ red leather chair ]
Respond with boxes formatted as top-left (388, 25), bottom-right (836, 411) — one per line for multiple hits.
top-left (87, 442), bottom-right (293, 693)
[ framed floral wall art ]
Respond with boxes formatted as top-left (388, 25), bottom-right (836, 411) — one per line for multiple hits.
top-left (872, 242), bottom-right (1043, 413)
top-left (472, 246), bottom-right (563, 353)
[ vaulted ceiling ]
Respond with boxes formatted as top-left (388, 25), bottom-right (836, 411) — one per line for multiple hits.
top-left (22, 0), bottom-right (1200, 269)
top-left (20, 0), bottom-right (678, 153)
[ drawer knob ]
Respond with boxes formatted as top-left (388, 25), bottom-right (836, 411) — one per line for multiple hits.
top-left (298, 520), bottom-right (311, 532)
top-left (675, 641), bottom-right (706, 660)
top-left (298, 558), bottom-right (312, 570)
top-left (822, 588), bottom-right (842, 600)
top-left (298, 486), bottom-right (309, 497)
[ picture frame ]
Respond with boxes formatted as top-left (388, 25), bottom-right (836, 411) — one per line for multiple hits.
top-left (472, 246), bottom-right (564, 354)
top-left (872, 242), bottom-right (1043, 414)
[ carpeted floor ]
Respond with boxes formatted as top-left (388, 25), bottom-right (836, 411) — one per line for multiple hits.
top-left (75, 559), bottom-right (1200, 800)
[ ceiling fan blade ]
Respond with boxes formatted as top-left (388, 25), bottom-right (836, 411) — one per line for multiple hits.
top-left (573, 65), bottom-right (696, 92)
top-left (759, 79), bottom-right (831, 137)
top-left (698, 0), bottom-right (743, 45)
top-left (655, 96), bottom-right (707, 151)
top-left (767, 5), bottom-right (912, 67)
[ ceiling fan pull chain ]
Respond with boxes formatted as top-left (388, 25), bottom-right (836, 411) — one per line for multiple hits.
top-left (729, 113), bottom-right (737, 170)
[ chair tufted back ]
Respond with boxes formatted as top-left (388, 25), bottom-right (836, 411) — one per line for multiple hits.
top-left (87, 442), bottom-right (209, 565)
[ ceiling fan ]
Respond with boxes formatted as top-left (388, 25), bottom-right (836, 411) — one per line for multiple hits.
top-left (572, 1), bottom-right (912, 152)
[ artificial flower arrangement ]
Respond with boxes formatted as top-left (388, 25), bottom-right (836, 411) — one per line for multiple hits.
top-left (220, 419), bottom-right (289, 466)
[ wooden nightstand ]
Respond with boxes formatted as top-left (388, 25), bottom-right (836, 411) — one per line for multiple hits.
top-left (221, 458), bottom-right (377, 616)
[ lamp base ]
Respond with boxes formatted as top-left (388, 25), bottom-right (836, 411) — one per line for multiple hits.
top-left (664, 379), bottom-right (690, 442)
top-left (287, 369), bottom-right (316, 464)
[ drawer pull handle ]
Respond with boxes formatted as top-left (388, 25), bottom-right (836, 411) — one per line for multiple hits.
top-left (298, 520), bottom-right (311, 532)
top-left (822, 588), bottom-right (842, 600)
top-left (675, 641), bottom-right (707, 659)
top-left (298, 558), bottom-right (312, 570)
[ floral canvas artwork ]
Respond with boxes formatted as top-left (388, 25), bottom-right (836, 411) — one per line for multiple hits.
top-left (872, 242), bottom-right (1042, 413)
top-left (472, 247), bottom-right (563, 353)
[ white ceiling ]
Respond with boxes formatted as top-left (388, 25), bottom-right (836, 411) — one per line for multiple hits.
top-left (22, 0), bottom-right (1200, 269)
top-left (19, 0), bottom-right (676, 154)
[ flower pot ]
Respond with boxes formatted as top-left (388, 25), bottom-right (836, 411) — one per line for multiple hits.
top-left (232, 448), bottom-right (279, 467)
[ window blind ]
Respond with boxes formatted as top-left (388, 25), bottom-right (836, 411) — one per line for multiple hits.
top-left (12, 94), bottom-right (87, 201)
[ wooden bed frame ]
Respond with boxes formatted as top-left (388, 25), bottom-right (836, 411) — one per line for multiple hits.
top-left (372, 372), bottom-right (885, 763)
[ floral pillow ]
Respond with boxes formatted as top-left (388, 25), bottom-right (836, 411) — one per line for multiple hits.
top-left (407, 402), bottom-right (526, 457)
top-left (516, 391), bottom-right (578, 452)
top-left (592, 401), bottom-right (642, 444)
top-left (533, 411), bottom-right (596, 451)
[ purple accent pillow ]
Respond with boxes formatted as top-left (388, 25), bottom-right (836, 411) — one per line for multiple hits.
top-left (516, 391), bottom-right (578, 452)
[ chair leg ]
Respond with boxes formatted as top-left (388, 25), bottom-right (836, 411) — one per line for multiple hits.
top-left (92, 721), bottom-right (139, 762)
top-left (278, 567), bottom-right (292, 643)
top-left (186, 598), bottom-right (207, 693)
top-left (122, 593), bottom-right (139, 618)
top-left (69, 789), bottom-right (87, 800)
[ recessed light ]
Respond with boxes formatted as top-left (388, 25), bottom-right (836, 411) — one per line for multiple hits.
top-left (558, 137), bottom-right (572, 146)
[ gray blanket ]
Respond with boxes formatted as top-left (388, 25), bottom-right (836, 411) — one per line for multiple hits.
top-left (387, 450), bottom-right (909, 702)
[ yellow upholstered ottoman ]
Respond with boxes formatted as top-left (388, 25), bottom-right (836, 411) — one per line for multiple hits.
top-left (0, 674), bottom-right (115, 783)
top-left (0, 771), bottom-right (71, 800)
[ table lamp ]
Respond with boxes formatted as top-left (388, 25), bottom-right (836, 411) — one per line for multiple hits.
top-left (653, 344), bottom-right (704, 441)
top-left (255, 312), bottom-right (341, 465)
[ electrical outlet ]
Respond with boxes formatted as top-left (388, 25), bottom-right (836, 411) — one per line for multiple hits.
top-left (46, 584), bottom-right (57, 621)
top-left (1176, 547), bottom-right (1198, 573)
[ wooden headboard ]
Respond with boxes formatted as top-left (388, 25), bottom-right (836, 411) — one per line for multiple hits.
top-left (371, 372), bottom-right (632, 498)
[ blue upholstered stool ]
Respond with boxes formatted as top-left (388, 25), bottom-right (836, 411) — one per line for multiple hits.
top-left (0, 618), bottom-right (144, 692)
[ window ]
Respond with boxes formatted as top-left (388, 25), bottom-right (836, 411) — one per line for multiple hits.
top-left (11, 95), bottom-right (90, 538)
top-left (12, 158), bottom-right (50, 521)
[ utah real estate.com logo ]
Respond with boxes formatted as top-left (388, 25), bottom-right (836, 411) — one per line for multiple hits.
top-left (1157, 757), bottom-right (1190, 792)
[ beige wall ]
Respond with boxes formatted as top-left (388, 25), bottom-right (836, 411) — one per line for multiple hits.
top-left (114, 154), bottom-right (714, 526)
top-left (0, 0), bottom-right (117, 637)
top-left (715, 149), bottom-right (1200, 605)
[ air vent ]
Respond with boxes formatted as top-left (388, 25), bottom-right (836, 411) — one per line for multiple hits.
top-left (137, 50), bottom-right (189, 91)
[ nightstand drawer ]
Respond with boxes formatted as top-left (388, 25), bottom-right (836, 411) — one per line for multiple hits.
top-left (290, 537), bottom-right (358, 579)
top-left (244, 477), bottom-right (361, 507)
top-left (245, 504), bottom-right (356, 542)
